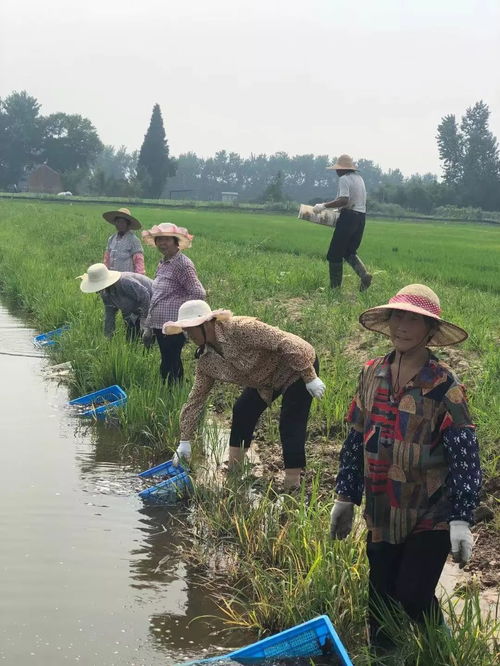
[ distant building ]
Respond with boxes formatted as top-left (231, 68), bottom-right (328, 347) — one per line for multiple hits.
top-left (27, 165), bottom-right (63, 194)
top-left (221, 192), bottom-right (238, 204)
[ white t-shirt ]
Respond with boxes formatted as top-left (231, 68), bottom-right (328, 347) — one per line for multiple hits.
top-left (337, 172), bottom-right (366, 213)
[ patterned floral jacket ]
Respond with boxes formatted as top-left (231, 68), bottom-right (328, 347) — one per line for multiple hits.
top-left (336, 352), bottom-right (482, 544)
top-left (179, 317), bottom-right (318, 440)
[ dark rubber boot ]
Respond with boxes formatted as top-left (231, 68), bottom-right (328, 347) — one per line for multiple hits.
top-left (328, 261), bottom-right (343, 288)
top-left (346, 254), bottom-right (372, 291)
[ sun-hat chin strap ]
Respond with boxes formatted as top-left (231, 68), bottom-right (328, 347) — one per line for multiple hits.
top-left (194, 324), bottom-right (207, 359)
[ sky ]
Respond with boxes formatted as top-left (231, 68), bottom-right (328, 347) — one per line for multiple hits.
top-left (1, 0), bottom-right (499, 176)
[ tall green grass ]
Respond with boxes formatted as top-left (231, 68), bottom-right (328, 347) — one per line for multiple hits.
top-left (0, 200), bottom-right (499, 662)
top-left (0, 200), bottom-right (497, 472)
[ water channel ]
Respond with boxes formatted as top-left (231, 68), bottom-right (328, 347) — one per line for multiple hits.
top-left (0, 304), bottom-right (230, 665)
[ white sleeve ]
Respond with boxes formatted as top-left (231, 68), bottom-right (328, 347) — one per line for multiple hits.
top-left (338, 175), bottom-right (350, 198)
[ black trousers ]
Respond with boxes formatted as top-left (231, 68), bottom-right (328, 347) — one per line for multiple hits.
top-left (229, 358), bottom-right (319, 469)
top-left (153, 329), bottom-right (185, 384)
top-left (326, 209), bottom-right (366, 262)
top-left (367, 530), bottom-right (450, 643)
top-left (125, 318), bottom-right (141, 341)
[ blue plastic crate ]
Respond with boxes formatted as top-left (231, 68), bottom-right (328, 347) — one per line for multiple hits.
top-left (33, 325), bottom-right (69, 348)
top-left (138, 471), bottom-right (192, 504)
top-left (138, 459), bottom-right (186, 479)
top-left (67, 384), bottom-right (127, 419)
top-left (183, 615), bottom-right (353, 666)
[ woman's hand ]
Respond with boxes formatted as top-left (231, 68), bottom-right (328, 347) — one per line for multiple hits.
top-left (330, 501), bottom-right (354, 539)
top-left (450, 521), bottom-right (473, 568)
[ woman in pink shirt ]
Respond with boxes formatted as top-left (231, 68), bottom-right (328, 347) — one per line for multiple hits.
top-left (141, 223), bottom-right (206, 385)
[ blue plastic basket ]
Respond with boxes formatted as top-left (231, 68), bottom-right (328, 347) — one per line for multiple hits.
top-left (138, 471), bottom-right (192, 504)
top-left (33, 325), bottom-right (69, 348)
top-left (138, 459), bottom-right (186, 479)
top-left (67, 384), bottom-right (127, 419)
top-left (183, 615), bottom-right (353, 666)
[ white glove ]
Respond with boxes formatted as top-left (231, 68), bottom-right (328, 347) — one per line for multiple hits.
top-left (312, 203), bottom-right (326, 214)
top-left (450, 520), bottom-right (473, 568)
top-left (330, 501), bottom-right (354, 540)
top-left (172, 440), bottom-right (191, 467)
top-left (305, 377), bottom-right (326, 399)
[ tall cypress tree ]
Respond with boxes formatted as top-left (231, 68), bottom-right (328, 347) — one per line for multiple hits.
top-left (137, 104), bottom-right (175, 198)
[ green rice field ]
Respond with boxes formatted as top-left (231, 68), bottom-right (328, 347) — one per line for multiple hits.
top-left (0, 199), bottom-right (499, 664)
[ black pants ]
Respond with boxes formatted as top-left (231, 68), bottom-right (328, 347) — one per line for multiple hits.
top-left (229, 358), bottom-right (319, 469)
top-left (125, 318), bottom-right (141, 341)
top-left (326, 209), bottom-right (366, 262)
top-left (153, 329), bottom-right (185, 384)
top-left (367, 530), bottom-right (450, 644)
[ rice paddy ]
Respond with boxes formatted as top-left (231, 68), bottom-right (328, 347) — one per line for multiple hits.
top-left (0, 198), bottom-right (499, 664)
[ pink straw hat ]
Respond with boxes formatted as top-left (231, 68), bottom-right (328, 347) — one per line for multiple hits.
top-left (359, 284), bottom-right (468, 346)
top-left (142, 223), bottom-right (193, 250)
top-left (163, 300), bottom-right (232, 335)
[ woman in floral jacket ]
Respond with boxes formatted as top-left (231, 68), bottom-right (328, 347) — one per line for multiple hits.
top-left (330, 284), bottom-right (481, 650)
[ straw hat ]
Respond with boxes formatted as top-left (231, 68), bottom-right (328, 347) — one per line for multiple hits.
top-left (78, 263), bottom-right (121, 294)
top-left (102, 208), bottom-right (141, 230)
top-left (326, 154), bottom-right (357, 171)
top-left (163, 300), bottom-right (232, 335)
top-left (359, 284), bottom-right (468, 347)
top-left (142, 223), bottom-right (193, 250)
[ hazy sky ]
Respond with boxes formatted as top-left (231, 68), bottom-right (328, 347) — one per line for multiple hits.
top-left (1, 0), bottom-right (499, 176)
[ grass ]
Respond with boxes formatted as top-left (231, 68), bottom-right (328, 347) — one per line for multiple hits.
top-left (0, 199), bottom-right (499, 663)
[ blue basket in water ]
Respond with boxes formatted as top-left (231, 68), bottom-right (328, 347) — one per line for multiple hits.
top-left (138, 459), bottom-right (192, 504)
top-left (138, 471), bottom-right (192, 504)
top-left (68, 384), bottom-right (127, 419)
top-left (184, 615), bottom-right (353, 666)
top-left (33, 325), bottom-right (69, 348)
top-left (138, 459), bottom-right (185, 479)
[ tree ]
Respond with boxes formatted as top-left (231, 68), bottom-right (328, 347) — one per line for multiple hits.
top-left (87, 145), bottom-right (140, 196)
top-left (437, 114), bottom-right (463, 186)
top-left (260, 171), bottom-right (286, 203)
top-left (137, 104), bottom-right (175, 198)
top-left (41, 112), bottom-right (103, 173)
top-left (460, 101), bottom-right (500, 209)
top-left (437, 102), bottom-right (500, 209)
top-left (0, 91), bottom-right (43, 187)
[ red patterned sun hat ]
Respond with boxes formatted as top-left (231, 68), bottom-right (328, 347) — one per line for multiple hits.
top-left (359, 284), bottom-right (468, 346)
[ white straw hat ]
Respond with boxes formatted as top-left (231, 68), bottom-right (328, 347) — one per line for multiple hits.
top-left (326, 154), bottom-right (358, 171)
top-left (359, 284), bottom-right (468, 346)
top-left (78, 263), bottom-right (121, 294)
top-left (163, 300), bottom-right (232, 335)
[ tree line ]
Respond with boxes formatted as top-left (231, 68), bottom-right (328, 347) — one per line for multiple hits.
top-left (1, 91), bottom-right (499, 214)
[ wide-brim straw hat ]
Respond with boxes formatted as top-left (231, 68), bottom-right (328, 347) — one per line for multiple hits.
top-left (359, 284), bottom-right (468, 347)
top-left (326, 154), bottom-right (358, 171)
top-left (78, 263), bottom-right (121, 293)
top-left (142, 223), bottom-right (193, 250)
top-left (163, 300), bottom-right (232, 335)
top-left (102, 207), bottom-right (141, 230)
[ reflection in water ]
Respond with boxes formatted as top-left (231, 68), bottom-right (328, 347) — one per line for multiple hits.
top-left (81, 401), bottom-right (239, 660)
top-left (0, 300), bottom-right (237, 665)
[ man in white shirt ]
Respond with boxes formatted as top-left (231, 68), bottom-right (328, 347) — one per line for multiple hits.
top-left (313, 154), bottom-right (372, 291)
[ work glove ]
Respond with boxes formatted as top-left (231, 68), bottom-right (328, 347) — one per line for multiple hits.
top-left (330, 501), bottom-right (354, 540)
top-left (305, 377), bottom-right (326, 399)
top-left (312, 203), bottom-right (326, 214)
top-left (450, 520), bottom-right (473, 568)
top-left (172, 440), bottom-right (191, 467)
top-left (142, 326), bottom-right (154, 349)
